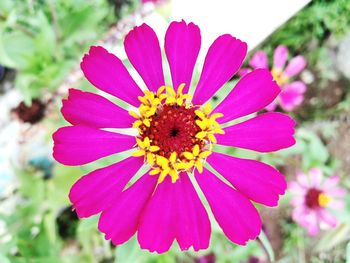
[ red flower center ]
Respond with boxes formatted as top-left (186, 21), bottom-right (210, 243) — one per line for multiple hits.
top-left (305, 188), bottom-right (322, 209)
top-left (139, 104), bottom-right (203, 159)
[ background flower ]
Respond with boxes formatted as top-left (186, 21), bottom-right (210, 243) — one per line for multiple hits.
top-left (289, 168), bottom-right (346, 236)
top-left (240, 45), bottom-right (307, 112)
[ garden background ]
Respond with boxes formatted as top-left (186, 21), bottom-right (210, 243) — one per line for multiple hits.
top-left (0, 0), bottom-right (350, 262)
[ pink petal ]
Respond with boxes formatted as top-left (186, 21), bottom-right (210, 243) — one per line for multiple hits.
top-left (195, 168), bottom-right (262, 245)
top-left (207, 152), bottom-right (286, 206)
top-left (52, 126), bottom-right (135, 165)
top-left (273, 45), bottom-right (288, 70)
top-left (192, 35), bottom-right (247, 105)
top-left (288, 181), bottom-right (306, 196)
top-left (137, 176), bottom-right (177, 253)
top-left (292, 206), bottom-right (320, 236)
top-left (124, 23), bottom-right (165, 92)
top-left (81, 46), bottom-right (143, 107)
top-left (309, 168), bottom-right (323, 187)
top-left (61, 89), bottom-right (134, 128)
top-left (328, 187), bottom-right (346, 198)
top-left (318, 210), bottom-right (337, 228)
top-left (323, 176), bottom-right (341, 191)
top-left (174, 172), bottom-right (211, 251)
top-left (249, 51), bottom-right (269, 69)
top-left (292, 206), bottom-right (308, 225)
top-left (296, 172), bottom-right (309, 188)
top-left (238, 68), bottom-right (251, 77)
top-left (212, 69), bottom-right (280, 123)
top-left (279, 81), bottom-right (307, 111)
top-left (98, 173), bottom-right (156, 245)
top-left (329, 199), bottom-right (345, 210)
top-left (216, 112), bottom-right (296, 152)
top-left (290, 195), bottom-right (306, 207)
top-left (284, 55), bottom-right (306, 78)
top-left (265, 100), bottom-right (278, 111)
top-left (306, 213), bottom-right (320, 236)
top-left (165, 20), bottom-right (201, 93)
top-left (69, 157), bottom-right (144, 218)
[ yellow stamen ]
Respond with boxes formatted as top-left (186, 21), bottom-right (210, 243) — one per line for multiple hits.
top-left (130, 85), bottom-right (223, 184)
top-left (271, 68), bottom-right (289, 86)
top-left (318, 193), bottom-right (331, 207)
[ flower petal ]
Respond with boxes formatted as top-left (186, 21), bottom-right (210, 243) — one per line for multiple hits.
top-left (175, 172), bottom-right (211, 251)
top-left (165, 20), bottom-right (201, 93)
top-left (69, 157), bottom-right (144, 218)
top-left (309, 168), bottom-right (323, 187)
top-left (124, 23), bottom-right (165, 92)
top-left (192, 34), bottom-right (247, 105)
top-left (273, 45), bottom-right (288, 70)
top-left (279, 81), bottom-right (306, 111)
top-left (284, 55), bottom-right (306, 78)
top-left (98, 172), bottom-right (156, 245)
top-left (249, 51), bottom-right (268, 69)
top-left (265, 100), bottom-right (278, 111)
top-left (61, 89), bottom-right (134, 128)
top-left (212, 69), bottom-right (280, 123)
top-left (137, 176), bottom-right (176, 253)
top-left (238, 68), bottom-right (251, 77)
top-left (80, 46), bottom-right (143, 107)
top-left (195, 168), bottom-right (262, 245)
top-left (207, 152), bottom-right (286, 206)
top-left (53, 126), bottom-right (135, 165)
top-left (216, 112), bottom-right (296, 152)
top-left (318, 210), bottom-right (337, 228)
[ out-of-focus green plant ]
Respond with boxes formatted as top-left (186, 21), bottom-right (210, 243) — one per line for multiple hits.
top-left (261, 0), bottom-right (350, 64)
top-left (0, 0), bottom-right (117, 104)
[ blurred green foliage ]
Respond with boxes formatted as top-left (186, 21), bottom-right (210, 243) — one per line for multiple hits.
top-left (0, 0), bottom-right (116, 104)
top-left (261, 0), bottom-right (350, 63)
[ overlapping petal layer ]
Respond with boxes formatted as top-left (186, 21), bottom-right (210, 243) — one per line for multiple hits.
top-left (216, 112), bottom-right (296, 152)
top-left (138, 173), bottom-right (211, 252)
top-left (69, 157), bottom-right (144, 217)
top-left (195, 169), bottom-right (262, 245)
top-left (208, 152), bottom-right (286, 206)
top-left (213, 69), bottom-right (280, 123)
top-left (62, 89), bottom-right (134, 128)
top-left (81, 46), bottom-right (143, 106)
top-left (99, 173), bottom-right (156, 245)
top-left (192, 34), bottom-right (247, 105)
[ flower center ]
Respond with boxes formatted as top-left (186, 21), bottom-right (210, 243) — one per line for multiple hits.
top-left (129, 84), bottom-right (224, 184)
top-left (271, 68), bottom-right (288, 86)
top-left (305, 188), bottom-right (331, 209)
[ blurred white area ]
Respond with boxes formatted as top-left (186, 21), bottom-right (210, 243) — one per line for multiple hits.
top-left (142, 0), bottom-right (310, 53)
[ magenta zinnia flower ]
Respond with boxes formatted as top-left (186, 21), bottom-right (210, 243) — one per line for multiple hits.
top-left (289, 168), bottom-right (346, 236)
top-left (240, 45), bottom-right (307, 112)
top-left (53, 20), bottom-right (296, 253)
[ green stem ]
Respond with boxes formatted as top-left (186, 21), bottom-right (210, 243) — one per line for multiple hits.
top-left (259, 230), bottom-right (275, 262)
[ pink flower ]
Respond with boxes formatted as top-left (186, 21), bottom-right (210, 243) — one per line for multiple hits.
top-left (53, 20), bottom-right (296, 253)
top-left (289, 168), bottom-right (346, 236)
top-left (240, 45), bottom-right (307, 112)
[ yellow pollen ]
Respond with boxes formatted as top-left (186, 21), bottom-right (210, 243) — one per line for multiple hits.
top-left (131, 84), bottom-right (223, 184)
top-left (271, 68), bottom-right (289, 86)
top-left (318, 193), bottom-right (331, 207)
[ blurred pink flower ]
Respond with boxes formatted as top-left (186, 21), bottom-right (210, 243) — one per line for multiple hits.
top-left (289, 168), bottom-right (346, 236)
top-left (240, 45), bottom-right (307, 112)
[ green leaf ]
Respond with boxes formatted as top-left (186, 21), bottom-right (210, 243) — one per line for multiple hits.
top-left (0, 31), bottom-right (34, 68)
